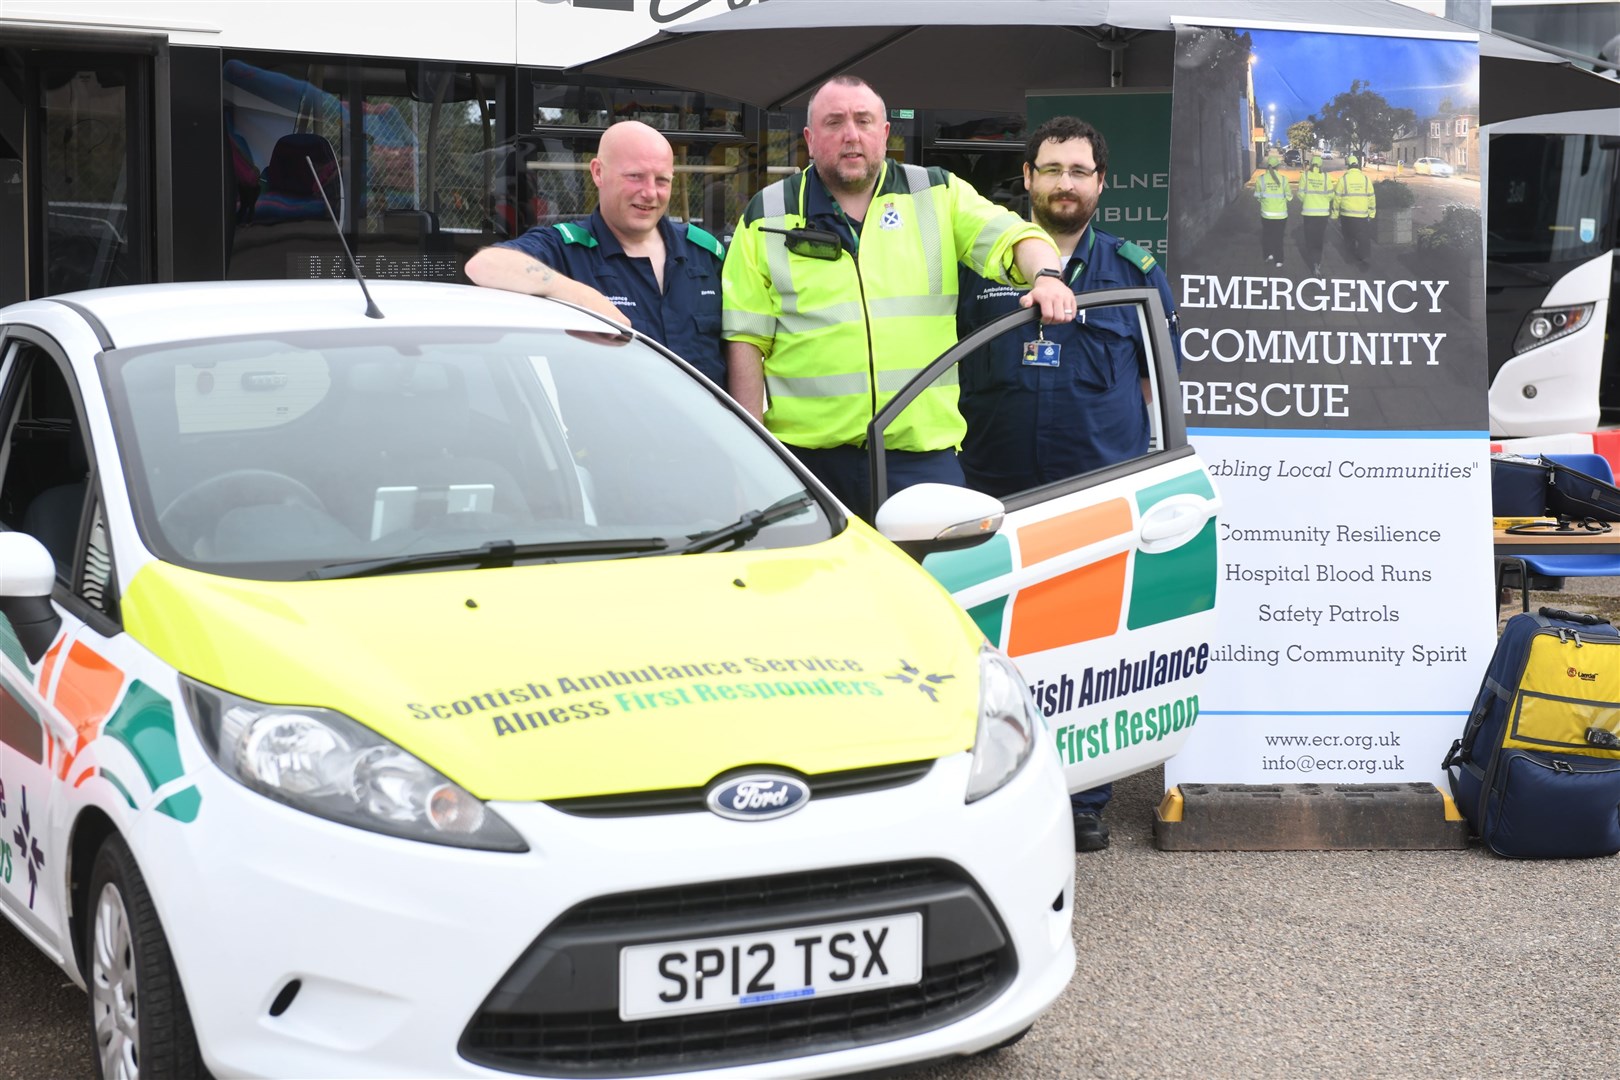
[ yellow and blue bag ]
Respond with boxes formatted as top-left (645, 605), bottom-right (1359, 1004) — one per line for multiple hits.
top-left (1444, 607), bottom-right (1620, 858)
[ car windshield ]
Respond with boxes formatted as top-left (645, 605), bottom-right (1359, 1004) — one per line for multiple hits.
top-left (100, 326), bottom-right (832, 580)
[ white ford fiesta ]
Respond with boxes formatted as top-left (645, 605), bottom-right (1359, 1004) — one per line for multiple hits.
top-left (0, 277), bottom-right (1217, 1078)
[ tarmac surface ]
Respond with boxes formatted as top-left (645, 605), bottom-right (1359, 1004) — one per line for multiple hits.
top-left (907, 761), bottom-right (1620, 1080)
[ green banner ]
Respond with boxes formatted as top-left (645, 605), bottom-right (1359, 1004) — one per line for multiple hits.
top-left (1028, 90), bottom-right (1172, 269)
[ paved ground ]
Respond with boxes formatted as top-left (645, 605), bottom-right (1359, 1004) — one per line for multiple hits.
top-left (10, 756), bottom-right (1620, 1080)
top-left (907, 764), bottom-right (1620, 1080)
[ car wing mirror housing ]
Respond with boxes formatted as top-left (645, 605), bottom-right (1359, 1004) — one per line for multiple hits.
top-left (875, 483), bottom-right (1005, 561)
top-left (0, 532), bottom-right (62, 663)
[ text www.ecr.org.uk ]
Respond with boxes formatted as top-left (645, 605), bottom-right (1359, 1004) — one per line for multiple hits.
top-left (1260, 730), bottom-right (1404, 775)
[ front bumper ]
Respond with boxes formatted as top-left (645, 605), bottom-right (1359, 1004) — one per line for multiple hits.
top-left (151, 748), bottom-right (1075, 1079)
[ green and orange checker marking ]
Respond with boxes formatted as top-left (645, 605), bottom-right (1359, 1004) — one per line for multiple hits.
top-left (0, 626), bottom-right (199, 822)
top-left (923, 471), bottom-right (1218, 656)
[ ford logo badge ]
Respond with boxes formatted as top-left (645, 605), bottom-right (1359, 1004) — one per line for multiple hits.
top-left (706, 773), bottom-right (810, 822)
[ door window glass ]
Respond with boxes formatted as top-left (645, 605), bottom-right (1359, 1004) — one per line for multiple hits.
top-left (0, 341), bottom-right (93, 584)
top-left (39, 63), bottom-right (140, 293)
top-left (874, 293), bottom-right (1181, 514)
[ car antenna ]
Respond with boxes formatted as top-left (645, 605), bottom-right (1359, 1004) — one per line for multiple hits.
top-left (306, 155), bottom-right (384, 319)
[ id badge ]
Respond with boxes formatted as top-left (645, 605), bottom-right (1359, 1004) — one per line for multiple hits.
top-left (1022, 339), bottom-right (1061, 367)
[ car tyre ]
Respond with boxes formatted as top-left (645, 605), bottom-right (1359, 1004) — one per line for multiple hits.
top-left (85, 833), bottom-right (210, 1080)
top-left (981, 1024), bottom-right (1034, 1054)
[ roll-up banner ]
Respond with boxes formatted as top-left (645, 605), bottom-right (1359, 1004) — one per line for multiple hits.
top-left (1164, 23), bottom-right (1494, 789)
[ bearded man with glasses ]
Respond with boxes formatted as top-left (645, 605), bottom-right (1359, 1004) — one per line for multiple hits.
top-left (955, 115), bottom-right (1184, 852)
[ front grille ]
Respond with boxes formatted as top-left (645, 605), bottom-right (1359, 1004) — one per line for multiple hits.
top-left (544, 759), bottom-right (933, 818)
top-left (459, 861), bottom-right (1015, 1077)
top-left (553, 860), bottom-right (952, 929)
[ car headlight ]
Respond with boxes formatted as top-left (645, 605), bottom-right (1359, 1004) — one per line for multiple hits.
top-left (181, 677), bottom-right (527, 852)
top-left (965, 646), bottom-right (1039, 803)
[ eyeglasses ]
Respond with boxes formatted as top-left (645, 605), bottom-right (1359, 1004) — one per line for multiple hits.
top-left (1032, 164), bottom-right (1099, 181)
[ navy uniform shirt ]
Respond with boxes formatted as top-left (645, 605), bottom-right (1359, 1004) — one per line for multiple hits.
top-left (955, 224), bottom-right (1180, 498)
top-left (496, 209), bottom-right (727, 389)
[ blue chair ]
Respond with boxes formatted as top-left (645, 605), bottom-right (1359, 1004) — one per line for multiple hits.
top-left (1502, 452), bottom-right (1620, 612)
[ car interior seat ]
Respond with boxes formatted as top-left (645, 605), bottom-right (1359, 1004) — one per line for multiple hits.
top-left (336, 359), bottom-right (530, 540)
top-left (255, 132), bottom-right (342, 224)
top-left (21, 434), bottom-right (89, 573)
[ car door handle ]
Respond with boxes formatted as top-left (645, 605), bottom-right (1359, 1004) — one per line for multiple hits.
top-left (1139, 493), bottom-right (1219, 554)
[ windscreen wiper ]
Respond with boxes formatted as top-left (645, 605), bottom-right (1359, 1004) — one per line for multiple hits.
top-left (307, 537), bottom-right (669, 580)
top-left (672, 492), bottom-right (817, 556)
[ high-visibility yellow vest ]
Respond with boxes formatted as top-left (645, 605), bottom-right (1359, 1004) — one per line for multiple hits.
top-left (1255, 170), bottom-right (1291, 220)
top-left (722, 162), bottom-right (1051, 451)
top-left (1299, 170), bottom-right (1334, 217)
top-left (1335, 168), bottom-right (1376, 219)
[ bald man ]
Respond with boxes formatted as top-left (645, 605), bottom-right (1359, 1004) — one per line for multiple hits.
top-left (466, 120), bottom-right (728, 389)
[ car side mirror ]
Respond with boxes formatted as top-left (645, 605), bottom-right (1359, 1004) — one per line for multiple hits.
top-left (0, 531), bottom-right (62, 663)
top-left (875, 483), bottom-right (1004, 561)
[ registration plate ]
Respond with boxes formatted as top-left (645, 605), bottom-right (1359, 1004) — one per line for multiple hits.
top-left (619, 912), bottom-right (923, 1021)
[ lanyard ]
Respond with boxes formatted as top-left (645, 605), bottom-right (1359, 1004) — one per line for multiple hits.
top-left (833, 203), bottom-right (861, 255)
top-left (1065, 227), bottom-right (1095, 286)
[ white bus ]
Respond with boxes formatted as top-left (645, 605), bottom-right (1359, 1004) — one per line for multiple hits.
top-left (0, 0), bottom-right (1069, 310)
top-left (1481, 106), bottom-right (1619, 436)
top-left (3, 0), bottom-right (1615, 445)
top-left (0, 0), bottom-right (789, 306)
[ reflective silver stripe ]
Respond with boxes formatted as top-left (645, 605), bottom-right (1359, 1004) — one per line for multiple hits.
top-left (723, 310), bottom-right (777, 338)
top-left (878, 366), bottom-right (957, 392)
top-left (969, 213), bottom-right (1020, 272)
top-left (766, 367), bottom-right (960, 399)
top-left (760, 183), bottom-right (799, 313)
top-left (767, 371), bottom-right (869, 398)
top-left (776, 295), bottom-right (953, 334)
top-left (869, 294), bottom-right (957, 319)
top-left (777, 302), bottom-right (866, 334)
top-left (900, 164), bottom-right (944, 294)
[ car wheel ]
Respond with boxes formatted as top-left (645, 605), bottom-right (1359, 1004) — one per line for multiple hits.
top-left (85, 834), bottom-right (209, 1080)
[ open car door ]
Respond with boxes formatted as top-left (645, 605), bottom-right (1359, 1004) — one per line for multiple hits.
top-left (869, 288), bottom-right (1221, 794)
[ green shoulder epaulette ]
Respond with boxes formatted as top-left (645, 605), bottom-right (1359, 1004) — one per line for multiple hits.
top-left (1118, 240), bottom-right (1157, 273)
top-left (685, 223), bottom-right (725, 260)
top-left (552, 221), bottom-right (598, 248)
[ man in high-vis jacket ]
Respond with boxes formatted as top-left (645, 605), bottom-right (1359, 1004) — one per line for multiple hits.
top-left (722, 76), bottom-right (1074, 519)
top-left (1298, 152), bottom-right (1334, 275)
top-left (1335, 153), bottom-right (1377, 266)
top-left (1254, 150), bottom-right (1291, 268)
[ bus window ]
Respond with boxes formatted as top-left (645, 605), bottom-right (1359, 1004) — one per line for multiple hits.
top-left (1489, 131), bottom-right (1619, 265)
top-left (222, 56), bottom-right (509, 282)
top-left (522, 79), bottom-right (752, 240)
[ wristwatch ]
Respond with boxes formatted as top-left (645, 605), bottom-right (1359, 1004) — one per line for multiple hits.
top-left (1034, 267), bottom-right (1064, 282)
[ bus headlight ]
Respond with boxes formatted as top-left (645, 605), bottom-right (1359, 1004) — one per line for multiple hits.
top-left (1513, 303), bottom-right (1594, 355)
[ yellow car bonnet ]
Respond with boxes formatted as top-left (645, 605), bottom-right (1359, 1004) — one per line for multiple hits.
top-left (122, 527), bottom-right (984, 800)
